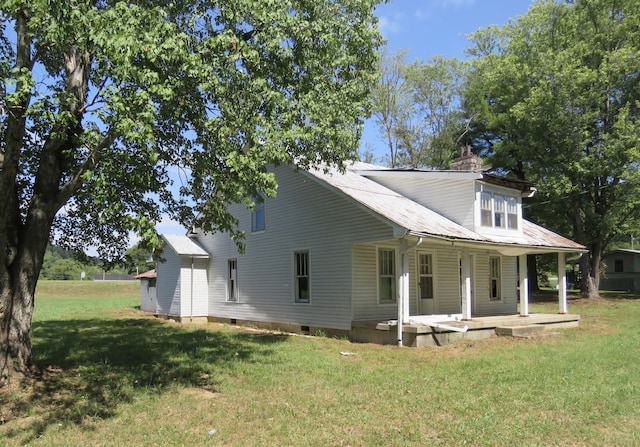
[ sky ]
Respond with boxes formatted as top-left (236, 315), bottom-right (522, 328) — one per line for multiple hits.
top-left (157, 0), bottom-right (536, 236)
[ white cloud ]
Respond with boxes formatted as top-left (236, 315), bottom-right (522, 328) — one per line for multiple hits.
top-left (441, 0), bottom-right (476, 8)
top-left (155, 214), bottom-right (186, 235)
top-left (377, 12), bottom-right (405, 35)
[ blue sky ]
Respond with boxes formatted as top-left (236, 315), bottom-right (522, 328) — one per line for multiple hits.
top-left (360, 0), bottom-right (535, 159)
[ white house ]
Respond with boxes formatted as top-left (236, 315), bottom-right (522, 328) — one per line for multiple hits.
top-left (155, 155), bottom-right (585, 345)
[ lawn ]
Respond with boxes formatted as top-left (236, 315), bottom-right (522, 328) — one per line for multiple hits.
top-left (1, 281), bottom-right (639, 446)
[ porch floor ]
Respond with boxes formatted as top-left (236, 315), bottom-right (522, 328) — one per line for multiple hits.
top-left (351, 313), bottom-right (580, 347)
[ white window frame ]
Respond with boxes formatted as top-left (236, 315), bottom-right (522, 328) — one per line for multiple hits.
top-left (377, 247), bottom-right (397, 305)
top-left (294, 250), bottom-right (310, 304)
top-left (489, 256), bottom-right (502, 302)
top-left (416, 251), bottom-right (435, 301)
top-left (251, 196), bottom-right (265, 232)
top-left (479, 189), bottom-right (519, 230)
top-left (227, 259), bottom-right (238, 302)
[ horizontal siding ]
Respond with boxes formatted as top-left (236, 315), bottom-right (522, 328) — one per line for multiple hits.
top-left (433, 247), bottom-right (462, 314)
top-left (472, 251), bottom-right (518, 316)
top-left (198, 165), bottom-right (393, 330)
top-left (156, 249), bottom-right (181, 317)
top-left (371, 177), bottom-right (476, 228)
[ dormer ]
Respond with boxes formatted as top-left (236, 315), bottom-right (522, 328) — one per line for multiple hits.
top-left (474, 175), bottom-right (536, 237)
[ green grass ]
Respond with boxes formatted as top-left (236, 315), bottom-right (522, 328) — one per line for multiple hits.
top-left (1, 281), bottom-right (639, 446)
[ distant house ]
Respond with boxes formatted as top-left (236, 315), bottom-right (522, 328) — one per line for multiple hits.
top-left (153, 155), bottom-right (586, 345)
top-left (600, 249), bottom-right (640, 292)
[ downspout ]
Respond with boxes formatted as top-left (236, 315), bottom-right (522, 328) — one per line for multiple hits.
top-left (397, 235), bottom-right (423, 347)
top-left (190, 256), bottom-right (194, 322)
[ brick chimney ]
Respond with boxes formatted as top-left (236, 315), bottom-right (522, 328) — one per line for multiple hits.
top-left (449, 145), bottom-right (484, 172)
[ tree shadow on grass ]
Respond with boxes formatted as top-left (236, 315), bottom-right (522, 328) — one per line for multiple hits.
top-left (1, 317), bottom-right (287, 444)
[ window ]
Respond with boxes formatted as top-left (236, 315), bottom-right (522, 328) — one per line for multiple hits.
top-left (489, 256), bottom-right (501, 301)
top-left (614, 259), bottom-right (624, 273)
top-left (378, 248), bottom-right (396, 304)
top-left (227, 259), bottom-right (238, 302)
top-left (507, 197), bottom-right (518, 229)
top-left (481, 192), bottom-right (492, 227)
top-left (418, 253), bottom-right (434, 300)
top-left (480, 191), bottom-right (518, 230)
top-left (294, 251), bottom-right (310, 303)
top-left (252, 197), bottom-right (265, 232)
top-left (494, 194), bottom-right (505, 228)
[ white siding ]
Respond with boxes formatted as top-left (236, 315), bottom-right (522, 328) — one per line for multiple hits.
top-left (139, 279), bottom-right (157, 312)
top-left (156, 249), bottom-right (181, 317)
top-left (197, 165), bottom-right (393, 330)
top-left (176, 257), bottom-right (209, 318)
top-left (368, 177), bottom-right (477, 228)
top-left (472, 252), bottom-right (518, 315)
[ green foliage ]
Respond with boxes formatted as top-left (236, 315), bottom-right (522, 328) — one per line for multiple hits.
top-left (369, 48), bottom-right (467, 168)
top-left (465, 0), bottom-right (640, 291)
top-left (1, 0), bottom-right (383, 261)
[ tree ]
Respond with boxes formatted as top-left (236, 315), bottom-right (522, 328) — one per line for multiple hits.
top-left (465, 0), bottom-right (640, 297)
top-left (369, 50), bottom-right (467, 169)
top-left (0, 0), bottom-right (382, 384)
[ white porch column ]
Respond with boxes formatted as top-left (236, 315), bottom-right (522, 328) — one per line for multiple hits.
top-left (461, 250), bottom-right (472, 320)
top-left (397, 248), bottom-right (404, 346)
top-left (401, 251), bottom-right (410, 322)
top-left (519, 254), bottom-right (529, 317)
top-left (558, 252), bottom-right (567, 314)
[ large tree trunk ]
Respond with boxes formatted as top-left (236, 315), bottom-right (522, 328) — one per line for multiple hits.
top-left (0, 197), bottom-right (55, 385)
top-left (579, 250), bottom-right (601, 299)
top-left (527, 254), bottom-right (540, 293)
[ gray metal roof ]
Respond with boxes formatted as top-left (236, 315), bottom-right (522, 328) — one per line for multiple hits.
top-left (305, 162), bottom-right (585, 252)
top-left (162, 234), bottom-right (209, 257)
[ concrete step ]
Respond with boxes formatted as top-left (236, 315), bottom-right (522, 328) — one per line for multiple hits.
top-left (495, 324), bottom-right (546, 337)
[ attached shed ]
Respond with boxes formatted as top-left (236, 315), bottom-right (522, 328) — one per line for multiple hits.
top-left (156, 235), bottom-right (210, 322)
top-left (134, 269), bottom-right (157, 313)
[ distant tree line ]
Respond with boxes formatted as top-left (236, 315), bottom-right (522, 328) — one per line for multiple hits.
top-left (39, 244), bottom-right (155, 281)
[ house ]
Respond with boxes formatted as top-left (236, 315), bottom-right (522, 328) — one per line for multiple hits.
top-left (155, 155), bottom-right (586, 346)
top-left (600, 249), bottom-right (640, 292)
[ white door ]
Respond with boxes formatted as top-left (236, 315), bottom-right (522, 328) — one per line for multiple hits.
top-left (417, 251), bottom-right (435, 314)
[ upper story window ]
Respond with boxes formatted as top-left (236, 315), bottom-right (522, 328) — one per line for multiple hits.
top-left (481, 191), bottom-right (518, 230)
top-left (252, 196), bottom-right (265, 232)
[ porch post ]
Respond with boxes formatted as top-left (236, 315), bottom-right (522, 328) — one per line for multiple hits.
top-left (558, 252), bottom-right (567, 314)
top-left (397, 247), bottom-right (404, 347)
top-left (461, 250), bottom-right (472, 320)
top-left (519, 254), bottom-right (529, 316)
top-left (401, 251), bottom-right (410, 322)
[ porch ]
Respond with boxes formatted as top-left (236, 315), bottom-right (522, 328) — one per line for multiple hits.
top-left (351, 312), bottom-right (580, 347)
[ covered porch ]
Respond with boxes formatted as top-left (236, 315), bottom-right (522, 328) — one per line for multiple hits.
top-left (352, 312), bottom-right (581, 347)
top-left (391, 233), bottom-right (583, 347)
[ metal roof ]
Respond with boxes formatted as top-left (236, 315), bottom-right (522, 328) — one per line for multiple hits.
top-left (305, 162), bottom-right (585, 252)
top-left (162, 234), bottom-right (209, 257)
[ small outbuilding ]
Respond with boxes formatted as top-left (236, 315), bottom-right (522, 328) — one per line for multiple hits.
top-left (134, 269), bottom-right (157, 313)
top-left (600, 249), bottom-right (640, 292)
top-left (155, 234), bottom-right (209, 323)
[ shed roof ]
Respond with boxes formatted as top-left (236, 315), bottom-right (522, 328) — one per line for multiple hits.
top-left (305, 162), bottom-right (585, 253)
top-left (162, 234), bottom-right (209, 257)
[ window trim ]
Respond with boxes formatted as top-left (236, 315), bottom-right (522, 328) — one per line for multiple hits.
top-left (614, 259), bottom-right (624, 273)
top-left (227, 259), bottom-right (238, 302)
top-left (251, 196), bottom-right (266, 233)
top-left (479, 188), bottom-right (520, 231)
top-left (416, 251), bottom-right (436, 301)
top-left (489, 256), bottom-right (502, 302)
top-left (377, 247), bottom-right (397, 305)
top-left (293, 250), bottom-right (311, 304)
